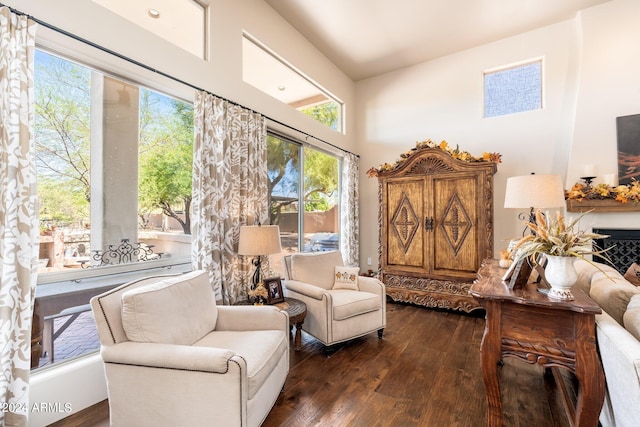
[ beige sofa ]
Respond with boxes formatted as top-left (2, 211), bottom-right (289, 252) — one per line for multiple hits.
top-left (573, 259), bottom-right (640, 427)
top-left (282, 251), bottom-right (386, 346)
top-left (90, 270), bottom-right (289, 427)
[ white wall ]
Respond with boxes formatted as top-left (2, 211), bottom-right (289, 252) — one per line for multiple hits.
top-left (566, 0), bottom-right (640, 231)
top-left (355, 0), bottom-right (640, 269)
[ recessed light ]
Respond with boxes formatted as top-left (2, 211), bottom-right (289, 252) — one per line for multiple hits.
top-left (147, 8), bottom-right (160, 19)
top-left (277, 85), bottom-right (286, 91)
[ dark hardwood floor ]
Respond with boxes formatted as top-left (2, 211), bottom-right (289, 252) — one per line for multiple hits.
top-left (58, 301), bottom-right (573, 426)
top-left (264, 302), bottom-right (571, 427)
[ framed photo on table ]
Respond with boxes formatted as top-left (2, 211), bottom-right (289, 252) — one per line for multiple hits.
top-left (265, 277), bottom-right (284, 304)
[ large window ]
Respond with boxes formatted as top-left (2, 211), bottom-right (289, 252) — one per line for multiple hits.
top-left (267, 133), bottom-right (341, 274)
top-left (484, 59), bottom-right (543, 118)
top-left (36, 50), bottom-right (193, 276)
top-left (33, 49), bottom-right (194, 369)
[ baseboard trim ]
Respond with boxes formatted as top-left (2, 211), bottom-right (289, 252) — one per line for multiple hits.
top-left (48, 399), bottom-right (109, 427)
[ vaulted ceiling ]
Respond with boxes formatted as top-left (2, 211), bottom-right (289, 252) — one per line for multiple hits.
top-left (265, 0), bottom-right (613, 81)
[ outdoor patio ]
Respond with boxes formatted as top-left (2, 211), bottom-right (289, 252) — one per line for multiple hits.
top-left (37, 311), bottom-right (100, 369)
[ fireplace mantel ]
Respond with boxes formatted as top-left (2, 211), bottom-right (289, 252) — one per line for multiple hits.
top-left (566, 199), bottom-right (640, 213)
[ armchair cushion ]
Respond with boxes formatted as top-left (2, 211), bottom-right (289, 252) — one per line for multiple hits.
top-left (331, 290), bottom-right (382, 320)
top-left (195, 330), bottom-right (288, 399)
top-left (625, 262), bottom-right (640, 286)
top-left (624, 294), bottom-right (640, 341)
top-left (333, 266), bottom-right (360, 290)
top-left (121, 271), bottom-right (217, 345)
top-left (291, 250), bottom-right (343, 289)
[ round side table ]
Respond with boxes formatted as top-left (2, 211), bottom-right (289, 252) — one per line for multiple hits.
top-left (235, 297), bottom-right (307, 351)
top-left (274, 297), bottom-right (307, 351)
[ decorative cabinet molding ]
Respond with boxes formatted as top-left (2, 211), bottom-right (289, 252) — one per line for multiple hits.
top-left (377, 148), bottom-right (497, 312)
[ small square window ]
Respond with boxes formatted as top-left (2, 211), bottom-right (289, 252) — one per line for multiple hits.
top-left (484, 59), bottom-right (542, 118)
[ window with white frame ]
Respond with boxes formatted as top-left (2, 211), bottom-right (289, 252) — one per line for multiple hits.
top-left (484, 59), bottom-right (542, 118)
top-left (266, 133), bottom-right (341, 275)
top-left (243, 35), bottom-right (343, 132)
top-left (33, 48), bottom-right (194, 369)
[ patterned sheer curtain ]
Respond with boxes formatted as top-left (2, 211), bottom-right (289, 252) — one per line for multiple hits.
top-left (340, 152), bottom-right (360, 266)
top-left (192, 91), bottom-right (268, 304)
top-left (0, 7), bottom-right (38, 427)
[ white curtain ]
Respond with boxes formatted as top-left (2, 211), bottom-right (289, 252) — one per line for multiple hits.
top-left (340, 152), bottom-right (360, 266)
top-left (192, 91), bottom-right (268, 304)
top-left (0, 7), bottom-right (38, 427)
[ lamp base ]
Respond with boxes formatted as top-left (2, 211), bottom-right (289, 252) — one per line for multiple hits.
top-left (250, 256), bottom-right (262, 290)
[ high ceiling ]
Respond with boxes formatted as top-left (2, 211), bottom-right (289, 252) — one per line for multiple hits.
top-left (265, 0), bottom-right (613, 81)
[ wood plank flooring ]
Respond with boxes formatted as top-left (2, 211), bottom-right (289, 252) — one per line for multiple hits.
top-left (263, 302), bottom-right (571, 427)
top-left (57, 301), bottom-right (573, 426)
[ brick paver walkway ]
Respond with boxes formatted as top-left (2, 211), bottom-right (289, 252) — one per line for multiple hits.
top-left (37, 311), bottom-right (100, 368)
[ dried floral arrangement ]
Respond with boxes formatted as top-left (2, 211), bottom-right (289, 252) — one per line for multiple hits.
top-left (512, 209), bottom-right (609, 259)
top-left (566, 179), bottom-right (640, 204)
top-left (366, 139), bottom-right (501, 178)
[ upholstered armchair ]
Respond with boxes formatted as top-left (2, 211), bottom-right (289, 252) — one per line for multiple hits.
top-left (282, 251), bottom-right (386, 346)
top-left (90, 270), bottom-right (289, 427)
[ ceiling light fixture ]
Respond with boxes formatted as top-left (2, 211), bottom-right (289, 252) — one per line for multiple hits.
top-left (277, 85), bottom-right (286, 91)
top-left (147, 8), bottom-right (160, 19)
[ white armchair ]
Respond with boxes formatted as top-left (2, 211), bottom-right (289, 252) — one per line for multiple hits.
top-left (90, 270), bottom-right (289, 427)
top-left (282, 251), bottom-right (386, 346)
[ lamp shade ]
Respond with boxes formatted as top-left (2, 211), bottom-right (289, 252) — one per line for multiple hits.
top-left (238, 225), bottom-right (282, 256)
top-left (504, 174), bottom-right (565, 209)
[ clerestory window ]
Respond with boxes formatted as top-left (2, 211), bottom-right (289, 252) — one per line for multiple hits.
top-left (243, 35), bottom-right (343, 132)
top-left (484, 58), bottom-right (543, 118)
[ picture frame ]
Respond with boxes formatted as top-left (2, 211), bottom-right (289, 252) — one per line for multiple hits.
top-left (503, 256), bottom-right (534, 290)
top-left (265, 277), bottom-right (284, 304)
top-left (616, 113), bottom-right (640, 185)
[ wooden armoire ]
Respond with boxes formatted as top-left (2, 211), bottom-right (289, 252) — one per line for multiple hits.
top-left (377, 146), bottom-right (497, 312)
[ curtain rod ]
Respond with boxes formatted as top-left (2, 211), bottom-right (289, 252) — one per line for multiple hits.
top-left (1, 3), bottom-right (358, 158)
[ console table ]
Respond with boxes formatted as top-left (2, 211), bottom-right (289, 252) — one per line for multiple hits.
top-left (470, 259), bottom-right (604, 427)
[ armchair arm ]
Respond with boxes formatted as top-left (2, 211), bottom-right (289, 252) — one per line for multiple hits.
top-left (283, 279), bottom-right (328, 300)
top-left (101, 342), bottom-right (238, 373)
top-left (358, 276), bottom-right (385, 295)
top-left (215, 305), bottom-right (288, 331)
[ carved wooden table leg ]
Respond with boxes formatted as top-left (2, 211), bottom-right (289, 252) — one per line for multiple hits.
top-left (574, 315), bottom-right (605, 426)
top-left (480, 300), bottom-right (503, 427)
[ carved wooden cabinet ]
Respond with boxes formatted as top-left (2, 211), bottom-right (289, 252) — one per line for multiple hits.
top-left (377, 147), bottom-right (497, 312)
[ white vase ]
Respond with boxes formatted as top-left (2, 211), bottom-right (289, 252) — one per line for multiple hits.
top-left (544, 255), bottom-right (577, 300)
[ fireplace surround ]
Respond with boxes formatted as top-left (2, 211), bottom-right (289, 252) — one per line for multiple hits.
top-left (593, 228), bottom-right (640, 274)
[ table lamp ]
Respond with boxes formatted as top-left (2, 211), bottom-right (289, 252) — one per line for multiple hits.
top-left (238, 224), bottom-right (282, 290)
top-left (504, 173), bottom-right (566, 225)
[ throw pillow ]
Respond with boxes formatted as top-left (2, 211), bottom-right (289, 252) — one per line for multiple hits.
top-left (624, 262), bottom-right (640, 286)
top-left (333, 266), bottom-right (360, 290)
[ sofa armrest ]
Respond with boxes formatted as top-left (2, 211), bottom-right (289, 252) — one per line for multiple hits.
top-left (283, 279), bottom-right (328, 300)
top-left (101, 341), bottom-right (238, 373)
top-left (358, 276), bottom-right (385, 295)
top-left (215, 305), bottom-right (288, 331)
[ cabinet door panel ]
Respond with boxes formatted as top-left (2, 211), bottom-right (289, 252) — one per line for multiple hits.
top-left (384, 178), bottom-right (425, 270)
top-left (432, 175), bottom-right (478, 276)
